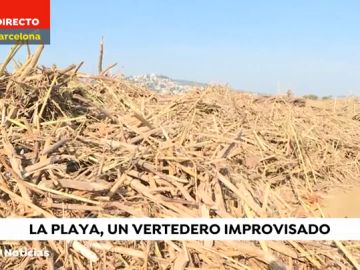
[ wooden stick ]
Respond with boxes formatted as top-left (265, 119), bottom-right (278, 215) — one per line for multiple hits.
top-left (98, 36), bottom-right (104, 74)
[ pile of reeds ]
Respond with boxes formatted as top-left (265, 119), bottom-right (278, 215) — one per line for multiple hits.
top-left (1, 45), bottom-right (360, 269)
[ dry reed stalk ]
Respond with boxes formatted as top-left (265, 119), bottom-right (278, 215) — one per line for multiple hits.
top-left (0, 44), bottom-right (21, 76)
top-left (98, 37), bottom-right (104, 74)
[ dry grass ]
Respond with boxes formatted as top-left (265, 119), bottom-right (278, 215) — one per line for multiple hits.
top-left (0, 45), bottom-right (360, 269)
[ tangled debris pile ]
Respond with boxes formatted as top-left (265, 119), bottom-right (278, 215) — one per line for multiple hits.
top-left (1, 45), bottom-right (360, 269)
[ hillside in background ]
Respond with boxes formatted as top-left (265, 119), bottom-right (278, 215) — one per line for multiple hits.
top-left (126, 73), bottom-right (207, 94)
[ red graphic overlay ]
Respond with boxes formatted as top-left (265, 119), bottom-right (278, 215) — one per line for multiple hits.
top-left (0, 0), bottom-right (50, 29)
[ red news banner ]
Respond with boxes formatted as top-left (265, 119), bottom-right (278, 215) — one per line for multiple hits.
top-left (0, 0), bottom-right (50, 44)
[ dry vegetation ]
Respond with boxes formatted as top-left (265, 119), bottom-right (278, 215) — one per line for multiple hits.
top-left (0, 44), bottom-right (360, 269)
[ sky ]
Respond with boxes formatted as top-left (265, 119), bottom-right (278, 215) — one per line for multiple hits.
top-left (1, 0), bottom-right (360, 96)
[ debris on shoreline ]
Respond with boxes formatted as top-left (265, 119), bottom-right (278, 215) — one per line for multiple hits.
top-left (1, 45), bottom-right (360, 269)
